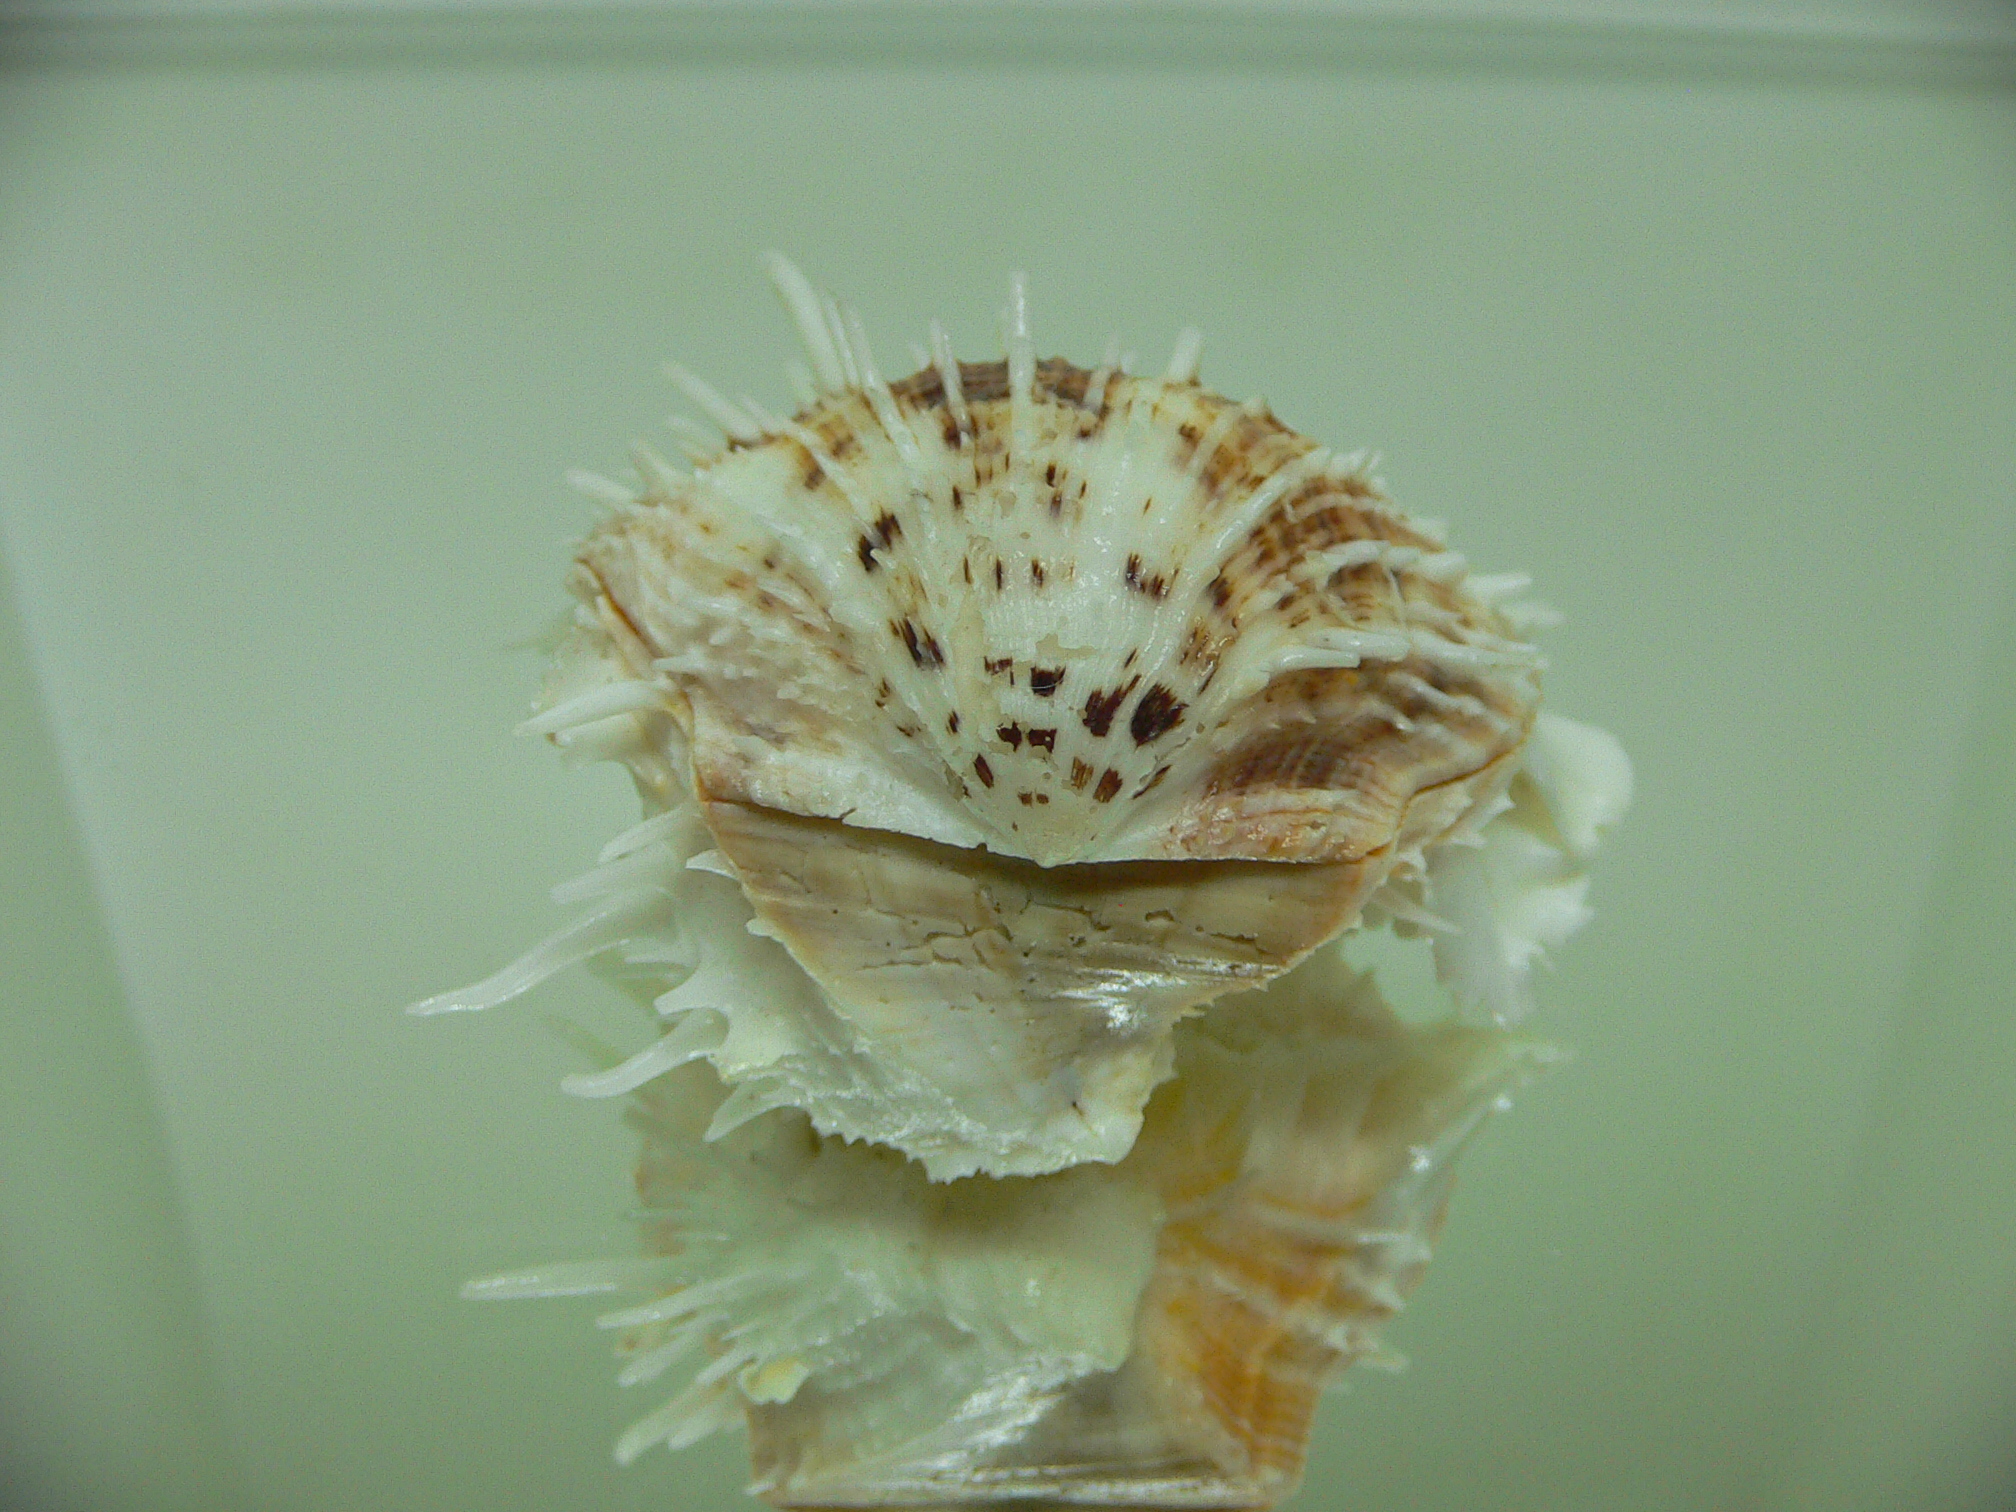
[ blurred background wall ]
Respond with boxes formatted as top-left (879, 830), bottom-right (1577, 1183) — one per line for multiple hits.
top-left (2, 3), bottom-right (2012, 1510)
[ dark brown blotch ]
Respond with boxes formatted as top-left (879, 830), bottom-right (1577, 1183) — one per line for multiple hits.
top-left (896, 618), bottom-right (944, 670)
top-left (1080, 676), bottom-right (1141, 738)
top-left (1030, 666), bottom-right (1065, 697)
top-left (1027, 727), bottom-right (1056, 753)
top-left (1069, 758), bottom-right (1095, 791)
top-left (1178, 619), bottom-right (1218, 669)
top-left (1094, 769), bottom-right (1123, 803)
top-left (1124, 554), bottom-right (1167, 598)
top-left (973, 754), bottom-right (995, 788)
top-left (1129, 684), bottom-right (1187, 746)
top-left (997, 723), bottom-right (1023, 750)
top-left (857, 513), bottom-right (901, 573)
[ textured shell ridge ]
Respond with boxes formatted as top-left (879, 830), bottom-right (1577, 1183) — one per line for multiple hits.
top-left (573, 262), bottom-right (1544, 875)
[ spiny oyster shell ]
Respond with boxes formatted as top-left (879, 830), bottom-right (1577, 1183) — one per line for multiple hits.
top-left (412, 257), bottom-right (1630, 1509)
top-left (414, 257), bottom-right (1621, 1184)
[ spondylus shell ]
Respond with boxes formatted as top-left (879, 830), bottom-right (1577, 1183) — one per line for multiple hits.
top-left (482, 258), bottom-right (1548, 1177)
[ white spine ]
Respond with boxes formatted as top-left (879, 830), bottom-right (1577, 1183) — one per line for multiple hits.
top-left (665, 364), bottom-right (762, 445)
top-left (550, 844), bottom-right (677, 905)
top-left (405, 891), bottom-right (674, 1017)
top-left (844, 307), bottom-right (930, 482)
top-left (1004, 272), bottom-right (1034, 515)
top-left (629, 443), bottom-right (686, 497)
top-left (566, 469), bottom-right (637, 509)
top-left (1417, 550), bottom-right (1469, 584)
top-left (929, 318), bottom-right (971, 441)
top-left (518, 680), bottom-right (668, 736)
top-left (1081, 334), bottom-right (1122, 416)
top-left (1005, 272), bottom-right (1033, 405)
top-left (764, 252), bottom-right (846, 393)
top-left (561, 1010), bottom-right (728, 1099)
top-left (598, 809), bottom-right (690, 865)
top-left (1502, 600), bottom-right (1566, 634)
top-left (461, 1258), bottom-right (675, 1301)
top-left (1466, 571), bottom-right (1532, 604)
top-left (1301, 539), bottom-right (1386, 578)
top-left (821, 293), bottom-right (860, 389)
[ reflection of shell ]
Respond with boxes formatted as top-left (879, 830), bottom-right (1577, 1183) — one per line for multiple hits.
top-left (741, 956), bottom-right (1545, 1509)
top-left (411, 258), bottom-right (1630, 1507)
top-left (468, 954), bottom-right (1546, 1508)
top-left (414, 257), bottom-right (1589, 1181)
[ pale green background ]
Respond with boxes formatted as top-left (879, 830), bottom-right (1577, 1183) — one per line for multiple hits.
top-left (2, 6), bottom-right (2014, 1511)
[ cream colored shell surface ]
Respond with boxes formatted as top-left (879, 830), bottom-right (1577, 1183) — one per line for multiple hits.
top-left (574, 354), bottom-right (1540, 870)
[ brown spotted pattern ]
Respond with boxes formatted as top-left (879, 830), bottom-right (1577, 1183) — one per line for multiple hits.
top-left (570, 352), bottom-right (1540, 867)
